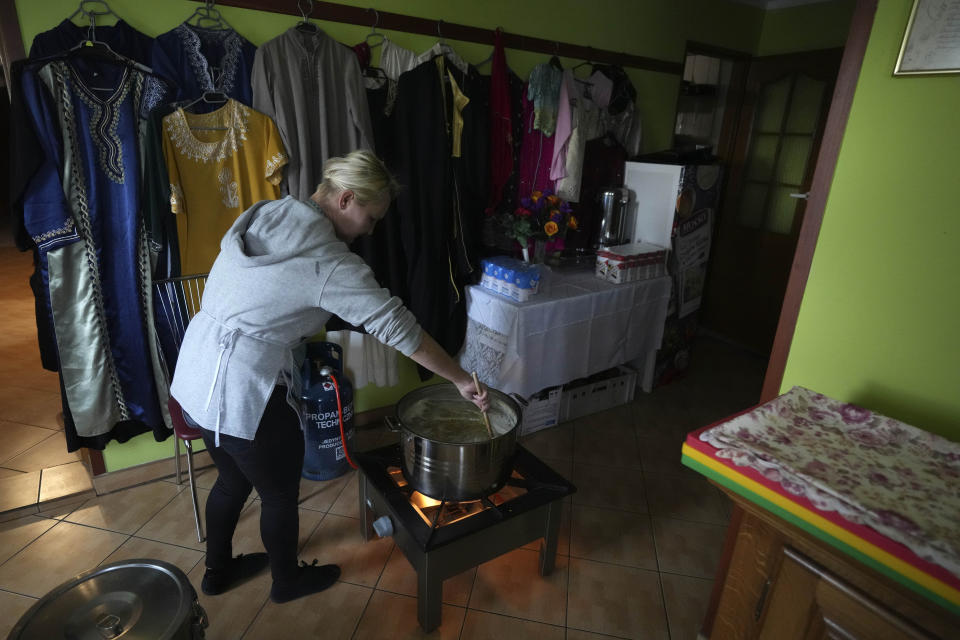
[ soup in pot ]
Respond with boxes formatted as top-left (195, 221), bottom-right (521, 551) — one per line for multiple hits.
top-left (402, 397), bottom-right (515, 443)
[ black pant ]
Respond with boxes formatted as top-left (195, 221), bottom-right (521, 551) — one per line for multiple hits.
top-left (199, 386), bottom-right (303, 584)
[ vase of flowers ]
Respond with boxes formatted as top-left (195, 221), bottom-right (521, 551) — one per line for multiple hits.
top-left (529, 238), bottom-right (547, 264)
top-left (495, 188), bottom-right (577, 264)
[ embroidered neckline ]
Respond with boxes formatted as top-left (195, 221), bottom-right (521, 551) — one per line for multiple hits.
top-left (165, 100), bottom-right (250, 163)
top-left (174, 23), bottom-right (244, 95)
top-left (289, 26), bottom-right (327, 56)
top-left (64, 62), bottom-right (138, 184)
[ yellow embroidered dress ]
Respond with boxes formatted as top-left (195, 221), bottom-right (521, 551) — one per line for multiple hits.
top-left (162, 99), bottom-right (287, 274)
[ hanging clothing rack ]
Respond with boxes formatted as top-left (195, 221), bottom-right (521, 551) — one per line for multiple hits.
top-left (186, 0), bottom-right (683, 75)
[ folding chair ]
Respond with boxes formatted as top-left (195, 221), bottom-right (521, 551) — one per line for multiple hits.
top-left (154, 274), bottom-right (208, 543)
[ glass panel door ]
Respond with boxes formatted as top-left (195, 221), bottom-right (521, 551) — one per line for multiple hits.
top-left (737, 73), bottom-right (827, 234)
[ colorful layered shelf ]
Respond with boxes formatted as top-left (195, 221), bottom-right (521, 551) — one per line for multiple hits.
top-left (682, 387), bottom-right (960, 616)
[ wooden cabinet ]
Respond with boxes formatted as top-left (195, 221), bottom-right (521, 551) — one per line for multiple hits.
top-left (704, 487), bottom-right (958, 640)
top-left (759, 548), bottom-right (930, 640)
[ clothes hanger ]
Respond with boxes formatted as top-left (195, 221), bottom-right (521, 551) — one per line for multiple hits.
top-left (364, 9), bottom-right (384, 48)
top-left (572, 61), bottom-right (594, 83)
top-left (65, 0), bottom-right (121, 81)
top-left (295, 0), bottom-right (319, 33)
top-left (431, 20), bottom-right (469, 75)
top-left (67, 0), bottom-right (120, 26)
top-left (26, 35), bottom-right (153, 92)
top-left (570, 59), bottom-right (595, 101)
top-left (42, 15), bottom-right (152, 88)
top-left (37, 37), bottom-right (152, 77)
top-left (29, 6), bottom-right (156, 91)
top-left (474, 51), bottom-right (493, 68)
top-left (181, 91), bottom-right (230, 129)
top-left (434, 19), bottom-right (457, 59)
top-left (185, 0), bottom-right (234, 31)
top-left (473, 26), bottom-right (501, 68)
top-left (548, 42), bottom-right (563, 71)
top-left (182, 90), bottom-right (228, 110)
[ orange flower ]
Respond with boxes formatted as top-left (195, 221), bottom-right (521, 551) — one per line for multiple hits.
top-left (567, 215), bottom-right (578, 230)
top-left (546, 195), bottom-right (561, 206)
top-left (544, 221), bottom-right (559, 236)
top-left (531, 190), bottom-right (543, 202)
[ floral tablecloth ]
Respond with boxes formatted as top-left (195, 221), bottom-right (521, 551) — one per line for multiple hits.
top-left (700, 387), bottom-right (960, 579)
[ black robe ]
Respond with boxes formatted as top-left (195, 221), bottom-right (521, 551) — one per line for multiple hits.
top-left (389, 57), bottom-right (488, 374)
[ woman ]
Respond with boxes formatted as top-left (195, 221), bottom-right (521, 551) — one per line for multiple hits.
top-left (170, 150), bottom-right (489, 603)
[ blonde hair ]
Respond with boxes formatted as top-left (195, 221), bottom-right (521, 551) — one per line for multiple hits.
top-left (316, 150), bottom-right (400, 205)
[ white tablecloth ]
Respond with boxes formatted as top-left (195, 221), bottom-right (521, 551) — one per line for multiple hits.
top-left (459, 269), bottom-right (672, 397)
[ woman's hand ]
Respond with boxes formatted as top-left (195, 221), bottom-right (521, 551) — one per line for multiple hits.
top-left (456, 375), bottom-right (490, 412)
top-left (407, 332), bottom-right (490, 411)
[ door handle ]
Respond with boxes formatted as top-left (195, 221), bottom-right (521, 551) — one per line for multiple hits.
top-left (789, 192), bottom-right (809, 199)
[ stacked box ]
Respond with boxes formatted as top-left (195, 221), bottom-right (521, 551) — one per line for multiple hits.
top-left (595, 243), bottom-right (668, 284)
top-left (519, 386), bottom-right (563, 435)
top-left (559, 366), bottom-right (637, 421)
top-left (479, 257), bottom-right (541, 302)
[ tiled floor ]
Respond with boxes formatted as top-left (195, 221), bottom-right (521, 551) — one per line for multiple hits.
top-left (0, 245), bottom-right (93, 520)
top-left (0, 332), bottom-right (765, 639)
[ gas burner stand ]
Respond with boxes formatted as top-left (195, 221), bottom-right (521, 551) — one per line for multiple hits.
top-left (356, 443), bottom-right (576, 632)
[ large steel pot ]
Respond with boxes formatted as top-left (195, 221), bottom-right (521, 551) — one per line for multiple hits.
top-left (8, 559), bottom-right (207, 639)
top-left (389, 384), bottom-right (521, 501)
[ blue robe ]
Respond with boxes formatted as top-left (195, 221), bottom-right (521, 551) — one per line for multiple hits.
top-left (14, 19), bottom-right (155, 374)
top-left (21, 58), bottom-right (166, 446)
top-left (147, 23), bottom-right (256, 111)
top-left (30, 19), bottom-right (153, 64)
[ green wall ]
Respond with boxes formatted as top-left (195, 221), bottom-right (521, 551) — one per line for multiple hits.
top-left (757, 0), bottom-right (855, 56)
top-left (14, 0), bottom-right (766, 471)
top-left (781, 0), bottom-right (960, 441)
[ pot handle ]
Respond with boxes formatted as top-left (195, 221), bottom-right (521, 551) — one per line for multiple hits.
top-left (384, 415), bottom-right (402, 432)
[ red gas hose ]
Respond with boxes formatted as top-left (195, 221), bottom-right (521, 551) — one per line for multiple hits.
top-left (327, 371), bottom-right (358, 470)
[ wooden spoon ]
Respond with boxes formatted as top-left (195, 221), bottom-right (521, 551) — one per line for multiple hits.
top-left (471, 371), bottom-right (494, 439)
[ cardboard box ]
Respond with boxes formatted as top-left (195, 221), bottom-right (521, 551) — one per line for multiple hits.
top-left (519, 386), bottom-right (563, 436)
top-left (559, 366), bottom-right (637, 421)
top-left (595, 243), bottom-right (668, 284)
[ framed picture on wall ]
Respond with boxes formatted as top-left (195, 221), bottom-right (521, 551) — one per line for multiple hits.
top-left (894, 0), bottom-right (960, 75)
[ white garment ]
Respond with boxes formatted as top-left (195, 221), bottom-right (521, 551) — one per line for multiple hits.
top-left (379, 36), bottom-right (469, 81)
top-left (380, 37), bottom-right (419, 81)
top-left (587, 70), bottom-right (614, 109)
top-left (549, 71), bottom-right (573, 181)
top-left (324, 330), bottom-right (399, 388)
top-left (556, 78), bottom-right (601, 202)
top-left (423, 42), bottom-right (469, 74)
top-left (601, 101), bottom-right (642, 157)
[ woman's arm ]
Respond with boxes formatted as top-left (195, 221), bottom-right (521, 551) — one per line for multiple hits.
top-left (409, 332), bottom-right (489, 410)
top-left (318, 253), bottom-right (489, 410)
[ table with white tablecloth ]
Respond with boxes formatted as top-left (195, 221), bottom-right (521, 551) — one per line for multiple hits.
top-left (459, 269), bottom-right (672, 398)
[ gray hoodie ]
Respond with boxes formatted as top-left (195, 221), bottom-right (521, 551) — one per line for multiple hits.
top-left (170, 196), bottom-right (422, 443)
